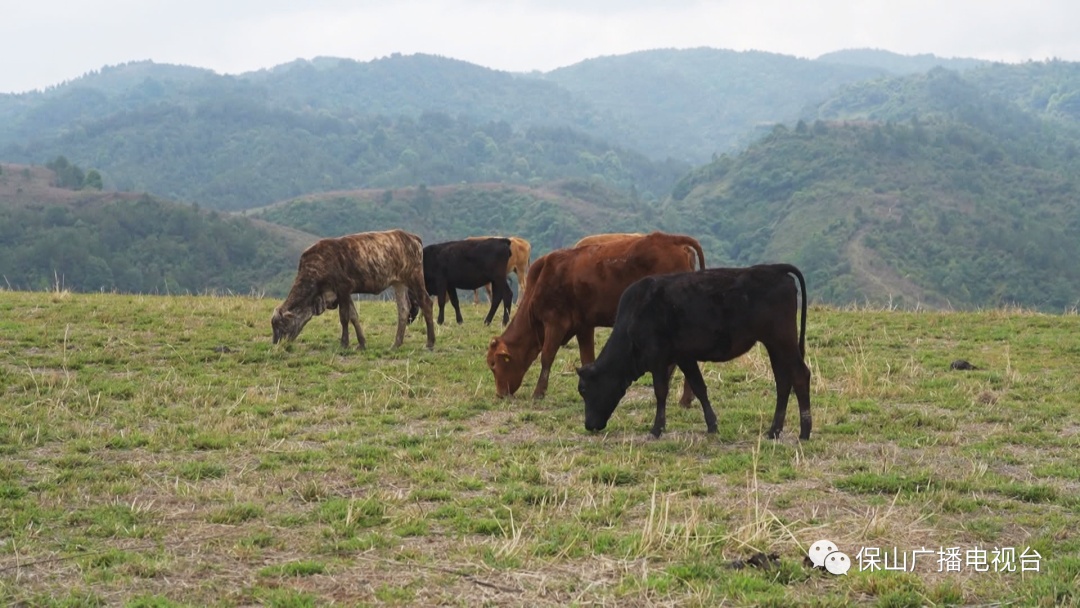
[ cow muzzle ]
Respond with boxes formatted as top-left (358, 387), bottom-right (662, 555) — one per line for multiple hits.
top-left (585, 420), bottom-right (607, 433)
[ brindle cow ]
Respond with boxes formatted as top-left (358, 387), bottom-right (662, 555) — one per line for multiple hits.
top-left (271, 229), bottom-right (435, 349)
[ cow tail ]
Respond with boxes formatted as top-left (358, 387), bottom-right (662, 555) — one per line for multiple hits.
top-left (782, 264), bottom-right (808, 358)
top-left (692, 240), bottom-right (706, 271)
top-left (672, 236), bottom-right (707, 270)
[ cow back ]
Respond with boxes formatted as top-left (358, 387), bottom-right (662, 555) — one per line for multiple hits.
top-left (520, 231), bottom-right (703, 329)
top-left (297, 229), bottom-right (424, 294)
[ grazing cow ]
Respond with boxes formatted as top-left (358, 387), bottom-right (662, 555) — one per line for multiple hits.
top-left (469, 236), bottom-right (532, 304)
top-left (271, 229), bottom-right (436, 350)
top-left (577, 264), bottom-right (811, 439)
top-left (423, 238), bottom-right (513, 326)
top-left (486, 232), bottom-right (706, 399)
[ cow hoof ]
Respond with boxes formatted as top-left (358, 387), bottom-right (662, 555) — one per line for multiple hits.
top-left (706, 426), bottom-right (718, 434)
top-left (650, 427), bottom-right (664, 438)
top-left (766, 430), bottom-right (781, 440)
top-left (799, 432), bottom-right (811, 441)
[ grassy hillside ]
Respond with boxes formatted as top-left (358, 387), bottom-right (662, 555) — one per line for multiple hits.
top-left (1, 290), bottom-right (1078, 605)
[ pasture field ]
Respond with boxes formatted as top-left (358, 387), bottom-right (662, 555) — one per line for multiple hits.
top-left (1, 290), bottom-right (1079, 607)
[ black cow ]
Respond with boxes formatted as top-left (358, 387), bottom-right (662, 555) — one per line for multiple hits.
top-left (576, 264), bottom-right (811, 439)
top-left (422, 238), bottom-right (513, 326)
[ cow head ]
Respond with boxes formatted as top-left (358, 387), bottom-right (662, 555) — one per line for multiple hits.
top-left (270, 303), bottom-right (316, 344)
top-left (486, 337), bottom-right (525, 397)
top-left (577, 363), bottom-right (629, 432)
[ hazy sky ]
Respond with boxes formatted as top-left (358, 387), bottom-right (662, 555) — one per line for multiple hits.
top-left (1, 0), bottom-right (1076, 94)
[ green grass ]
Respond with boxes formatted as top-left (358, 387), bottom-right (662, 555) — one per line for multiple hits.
top-left (1, 291), bottom-right (1079, 605)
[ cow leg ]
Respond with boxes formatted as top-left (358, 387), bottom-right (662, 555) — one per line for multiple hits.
top-left (391, 283), bottom-right (409, 349)
top-left (532, 325), bottom-right (564, 400)
top-left (448, 288), bottom-right (465, 324)
top-left (649, 365), bottom-right (671, 438)
top-left (481, 286), bottom-right (500, 326)
top-left (665, 365), bottom-right (696, 408)
top-left (485, 283), bottom-right (493, 304)
top-left (792, 356), bottom-right (812, 440)
top-left (499, 279), bottom-right (512, 325)
top-left (764, 346), bottom-right (812, 440)
top-left (473, 288), bottom-right (482, 305)
top-left (436, 283), bottom-right (448, 325)
top-left (677, 360), bottom-right (717, 433)
top-left (336, 298), bottom-right (351, 348)
top-left (577, 330), bottom-right (596, 365)
top-left (411, 275), bottom-right (436, 350)
top-left (341, 296), bottom-right (365, 349)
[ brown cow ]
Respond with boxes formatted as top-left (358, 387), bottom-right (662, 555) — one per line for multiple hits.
top-left (469, 236), bottom-right (532, 305)
top-left (486, 231), bottom-right (706, 399)
top-left (271, 229), bottom-right (436, 350)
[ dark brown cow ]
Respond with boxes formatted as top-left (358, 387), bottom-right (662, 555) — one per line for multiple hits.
top-left (486, 232), bottom-right (706, 399)
top-left (577, 264), bottom-right (811, 439)
top-left (271, 229), bottom-right (436, 349)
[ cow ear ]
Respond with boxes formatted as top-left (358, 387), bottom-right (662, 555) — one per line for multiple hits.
top-left (492, 339), bottom-right (511, 358)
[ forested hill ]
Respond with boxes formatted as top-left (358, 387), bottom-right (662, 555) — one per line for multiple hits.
top-left (538, 48), bottom-right (886, 163)
top-left (667, 116), bottom-right (1080, 309)
top-left (0, 163), bottom-right (312, 295)
top-left (5, 50), bottom-right (1080, 309)
top-left (814, 48), bottom-right (988, 74)
top-left (245, 180), bottom-right (654, 255)
top-left (0, 49), bottom-right (973, 211)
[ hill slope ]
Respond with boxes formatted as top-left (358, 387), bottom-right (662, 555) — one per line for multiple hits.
top-left (246, 180), bottom-right (655, 256)
top-left (668, 118), bottom-right (1080, 310)
top-left (539, 47), bottom-right (886, 163)
top-left (0, 163), bottom-right (313, 295)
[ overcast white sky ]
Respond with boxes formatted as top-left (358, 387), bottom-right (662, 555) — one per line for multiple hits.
top-left (1, 0), bottom-right (1076, 94)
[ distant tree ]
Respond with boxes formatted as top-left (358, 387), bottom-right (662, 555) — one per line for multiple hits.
top-left (84, 170), bottom-right (103, 190)
top-left (413, 184), bottom-right (433, 213)
top-left (46, 156), bottom-right (86, 189)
